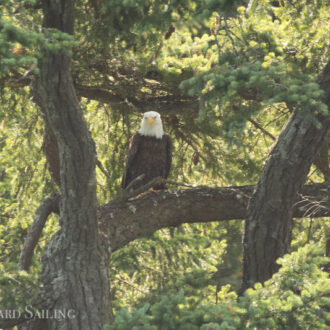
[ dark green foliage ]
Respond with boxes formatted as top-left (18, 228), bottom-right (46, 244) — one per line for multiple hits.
top-left (0, 265), bottom-right (38, 312)
top-left (0, 0), bottom-right (329, 325)
top-left (106, 244), bottom-right (330, 330)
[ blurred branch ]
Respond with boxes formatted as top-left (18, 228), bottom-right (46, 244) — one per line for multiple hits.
top-left (248, 118), bottom-right (276, 140)
top-left (149, 25), bottom-right (175, 64)
top-left (96, 158), bottom-right (111, 179)
top-left (212, 14), bottom-right (240, 59)
top-left (224, 17), bottom-right (238, 56)
top-left (2, 74), bottom-right (199, 115)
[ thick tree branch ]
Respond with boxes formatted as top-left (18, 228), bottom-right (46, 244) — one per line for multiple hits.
top-left (22, 184), bottom-right (329, 270)
top-left (3, 73), bottom-right (199, 115)
top-left (98, 183), bottom-right (330, 253)
top-left (75, 83), bottom-right (199, 114)
top-left (0, 313), bottom-right (30, 329)
top-left (19, 193), bottom-right (60, 271)
top-left (241, 60), bottom-right (330, 292)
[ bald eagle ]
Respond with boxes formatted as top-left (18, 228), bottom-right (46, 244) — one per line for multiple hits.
top-left (122, 111), bottom-right (173, 190)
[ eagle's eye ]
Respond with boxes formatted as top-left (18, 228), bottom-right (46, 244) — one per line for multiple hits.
top-left (153, 116), bottom-right (157, 119)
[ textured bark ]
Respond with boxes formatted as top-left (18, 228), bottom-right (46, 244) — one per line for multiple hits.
top-left (43, 120), bottom-right (61, 186)
top-left (314, 139), bottom-right (330, 182)
top-left (241, 61), bottom-right (330, 292)
top-left (99, 183), bottom-right (329, 253)
top-left (31, 0), bottom-right (111, 329)
top-left (19, 193), bottom-right (60, 271)
top-left (14, 183), bottom-right (329, 280)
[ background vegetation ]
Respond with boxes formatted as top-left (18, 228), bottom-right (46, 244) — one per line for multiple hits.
top-left (0, 0), bottom-right (329, 328)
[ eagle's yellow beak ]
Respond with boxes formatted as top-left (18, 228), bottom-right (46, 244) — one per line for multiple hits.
top-left (147, 117), bottom-right (155, 126)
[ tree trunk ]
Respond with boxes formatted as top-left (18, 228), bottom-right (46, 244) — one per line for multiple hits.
top-left (32, 0), bottom-right (111, 328)
top-left (241, 61), bottom-right (330, 292)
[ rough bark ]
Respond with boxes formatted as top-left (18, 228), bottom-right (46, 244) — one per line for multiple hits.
top-left (31, 0), bottom-right (111, 329)
top-left (43, 120), bottom-right (61, 187)
top-left (100, 183), bottom-right (329, 252)
top-left (241, 61), bottom-right (330, 292)
top-left (314, 139), bottom-right (330, 182)
top-left (19, 193), bottom-right (60, 271)
top-left (15, 183), bottom-right (329, 277)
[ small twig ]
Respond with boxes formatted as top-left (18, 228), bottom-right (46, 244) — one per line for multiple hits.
top-left (124, 174), bottom-right (146, 192)
top-left (166, 180), bottom-right (210, 189)
top-left (295, 193), bottom-right (329, 218)
top-left (176, 130), bottom-right (208, 163)
top-left (212, 16), bottom-right (225, 60)
top-left (126, 177), bottom-right (165, 200)
top-left (224, 17), bottom-right (237, 56)
top-left (115, 275), bottom-right (147, 293)
top-left (114, 176), bottom-right (164, 203)
top-left (248, 118), bottom-right (276, 141)
top-left (149, 25), bottom-right (175, 64)
top-left (96, 158), bottom-right (110, 178)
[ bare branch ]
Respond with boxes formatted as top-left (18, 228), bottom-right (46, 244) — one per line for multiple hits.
top-left (117, 176), bottom-right (165, 203)
top-left (98, 183), bottom-right (330, 253)
top-left (17, 183), bottom-right (329, 271)
top-left (19, 193), bottom-right (60, 271)
top-left (96, 158), bottom-right (111, 179)
top-left (149, 25), bottom-right (175, 64)
top-left (123, 174), bottom-right (146, 193)
top-left (76, 84), bottom-right (200, 114)
top-left (2, 75), bottom-right (199, 115)
top-left (248, 118), bottom-right (276, 141)
top-left (167, 180), bottom-right (210, 188)
top-left (224, 17), bottom-right (238, 56)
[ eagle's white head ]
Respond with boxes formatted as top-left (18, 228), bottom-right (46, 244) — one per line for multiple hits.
top-left (138, 111), bottom-right (164, 139)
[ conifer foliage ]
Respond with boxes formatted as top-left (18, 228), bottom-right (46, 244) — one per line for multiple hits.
top-left (0, 0), bottom-right (329, 329)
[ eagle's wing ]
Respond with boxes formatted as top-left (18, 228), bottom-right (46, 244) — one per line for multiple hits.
top-left (164, 133), bottom-right (173, 179)
top-left (121, 132), bottom-right (141, 189)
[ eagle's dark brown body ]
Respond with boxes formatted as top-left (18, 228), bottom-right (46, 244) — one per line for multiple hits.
top-left (122, 132), bottom-right (172, 190)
